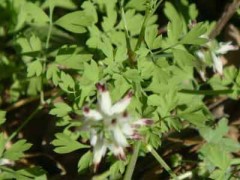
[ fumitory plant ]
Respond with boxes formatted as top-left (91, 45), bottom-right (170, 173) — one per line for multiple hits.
top-left (0, 0), bottom-right (240, 179)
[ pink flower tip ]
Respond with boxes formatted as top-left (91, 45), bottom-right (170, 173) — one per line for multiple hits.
top-left (83, 106), bottom-right (90, 113)
top-left (122, 111), bottom-right (128, 118)
top-left (127, 90), bottom-right (134, 98)
top-left (131, 132), bottom-right (142, 140)
top-left (95, 83), bottom-right (106, 92)
top-left (93, 163), bottom-right (100, 172)
top-left (144, 119), bottom-right (154, 125)
top-left (118, 152), bottom-right (126, 161)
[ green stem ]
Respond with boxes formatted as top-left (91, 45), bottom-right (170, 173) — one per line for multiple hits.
top-left (120, 3), bottom-right (135, 65)
top-left (46, 1), bottom-right (54, 50)
top-left (135, 0), bottom-right (163, 51)
top-left (41, 1), bottom-right (54, 105)
top-left (134, 12), bottom-right (149, 51)
top-left (7, 106), bottom-right (42, 142)
top-left (123, 141), bottom-right (141, 180)
top-left (179, 89), bottom-right (237, 95)
top-left (146, 144), bottom-right (178, 179)
top-left (153, 42), bottom-right (180, 54)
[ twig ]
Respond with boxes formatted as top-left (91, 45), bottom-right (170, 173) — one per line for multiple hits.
top-left (4, 89), bottom-right (57, 112)
top-left (209, 0), bottom-right (240, 39)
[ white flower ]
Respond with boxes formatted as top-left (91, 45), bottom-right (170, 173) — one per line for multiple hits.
top-left (212, 52), bottom-right (223, 75)
top-left (195, 50), bottom-right (205, 62)
top-left (215, 42), bottom-right (238, 55)
top-left (195, 50), bottom-right (207, 81)
top-left (212, 41), bottom-right (238, 75)
top-left (82, 83), bottom-right (153, 171)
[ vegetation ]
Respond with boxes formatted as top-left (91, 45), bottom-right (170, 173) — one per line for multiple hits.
top-left (0, 0), bottom-right (240, 179)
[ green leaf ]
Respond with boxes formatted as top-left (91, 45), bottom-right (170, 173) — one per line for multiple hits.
top-left (199, 118), bottom-right (229, 143)
top-left (46, 65), bottom-right (60, 86)
top-left (56, 46), bottom-right (92, 70)
top-left (222, 65), bottom-right (237, 85)
top-left (0, 133), bottom-right (7, 157)
top-left (59, 72), bottom-right (75, 93)
top-left (126, 0), bottom-right (147, 11)
top-left (109, 160), bottom-right (126, 179)
top-left (3, 140), bottom-right (32, 161)
top-left (200, 143), bottom-right (231, 170)
top-left (78, 151), bottom-right (93, 173)
top-left (27, 77), bottom-right (42, 96)
top-left (123, 69), bottom-right (141, 83)
top-left (117, 9), bottom-right (144, 36)
top-left (101, 0), bottom-right (117, 31)
top-left (180, 23), bottom-right (208, 45)
top-left (111, 74), bottom-right (130, 102)
top-left (27, 60), bottom-right (43, 77)
top-left (16, 167), bottom-right (47, 180)
top-left (16, 34), bottom-right (41, 54)
top-left (25, 2), bottom-right (49, 24)
top-left (52, 133), bottom-right (89, 154)
top-left (173, 49), bottom-right (196, 68)
top-left (179, 112), bottom-right (206, 127)
top-left (82, 1), bottom-right (98, 23)
top-left (148, 91), bottom-right (178, 117)
top-left (49, 102), bottom-right (72, 117)
top-left (81, 60), bottom-right (99, 86)
top-left (0, 111), bottom-right (6, 126)
top-left (145, 25), bottom-right (162, 49)
top-left (164, 2), bottom-right (183, 42)
top-left (55, 11), bottom-right (94, 33)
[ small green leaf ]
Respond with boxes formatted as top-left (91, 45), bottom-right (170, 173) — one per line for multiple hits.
top-left (46, 65), bottom-right (60, 86)
top-left (78, 151), bottom-right (92, 173)
top-left (3, 140), bottom-right (32, 161)
top-left (109, 160), bottom-right (126, 179)
top-left (164, 2), bottom-right (183, 42)
top-left (59, 72), bottom-right (75, 92)
top-left (52, 133), bottom-right (89, 154)
top-left (0, 111), bottom-right (6, 126)
top-left (199, 118), bottom-right (229, 143)
top-left (25, 2), bottom-right (49, 24)
top-left (55, 11), bottom-right (94, 33)
top-left (56, 46), bottom-right (92, 70)
top-left (16, 167), bottom-right (47, 180)
top-left (180, 23), bottom-right (208, 45)
top-left (81, 61), bottom-right (99, 85)
top-left (49, 102), bottom-right (72, 117)
top-left (200, 143), bottom-right (231, 170)
top-left (0, 133), bottom-right (7, 157)
top-left (27, 60), bottom-right (43, 77)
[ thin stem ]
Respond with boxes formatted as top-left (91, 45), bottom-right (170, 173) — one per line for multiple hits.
top-left (153, 42), bottom-right (180, 55)
top-left (134, 12), bottom-right (149, 51)
top-left (146, 144), bottom-right (178, 179)
top-left (123, 141), bottom-right (141, 180)
top-left (41, 0), bottom-right (54, 104)
top-left (179, 89), bottom-right (237, 95)
top-left (135, 0), bottom-right (163, 51)
top-left (7, 106), bottom-right (42, 142)
top-left (120, 3), bottom-right (136, 65)
top-left (46, 0), bottom-right (54, 50)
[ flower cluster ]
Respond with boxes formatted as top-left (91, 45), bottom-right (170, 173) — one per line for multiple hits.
top-left (196, 41), bottom-right (238, 79)
top-left (82, 83), bottom-right (153, 171)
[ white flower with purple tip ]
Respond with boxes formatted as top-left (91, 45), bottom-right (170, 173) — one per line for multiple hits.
top-left (82, 83), bottom-right (153, 171)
